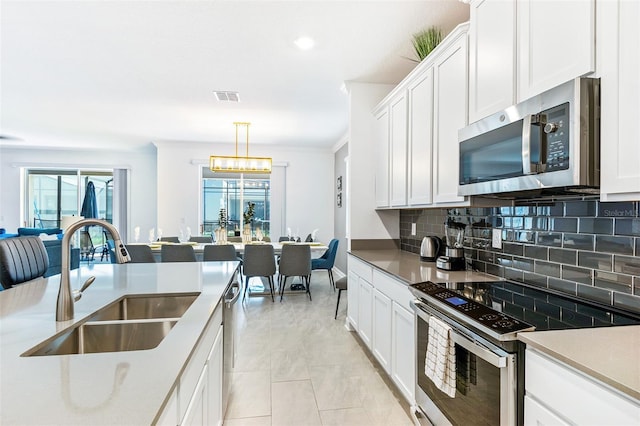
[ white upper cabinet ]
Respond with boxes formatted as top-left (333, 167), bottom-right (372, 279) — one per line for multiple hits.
top-left (373, 23), bottom-right (470, 209)
top-left (374, 107), bottom-right (390, 208)
top-left (407, 68), bottom-right (434, 206)
top-left (468, 0), bottom-right (516, 123)
top-left (517, 0), bottom-right (595, 101)
top-left (433, 29), bottom-right (469, 204)
top-left (389, 93), bottom-right (408, 206)
top-left (597, 0), bottom-right (640, 201)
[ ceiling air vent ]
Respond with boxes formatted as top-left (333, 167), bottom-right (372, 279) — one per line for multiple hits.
top-left (214, 91), bottom-right (240, 102)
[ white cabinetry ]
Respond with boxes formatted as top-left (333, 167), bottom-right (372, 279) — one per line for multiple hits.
top-left (157, 305), bottom-right (224, 426)
top-left (407, 68), bottom-right (434, 206)
top-left (524, 348), bottom-right (640, 425)
top-left (433, 30), bottom-right (468, 204)
top-left (390, 94), bottom-right (408, 206)
top-left (517, 0), bottom-right (595, 102)
top-left (358, 277), bottom-right (374, 349)
top-left (372, 288), bottom-right (392, 373)
top-left (346, 270), bottom-right (359, 330)
top-left (468, 0), bottom-right (516, 123)
top-left (597, 0), bottom-right (640, 201)
top-left (391, 301), bottom-right (415, 403)
top-left (373, 23), bottom-right (470, 209)
top-left (347, 255), bottom-right (415, 404)
top-left (374, 108), bottom-right (390, 208)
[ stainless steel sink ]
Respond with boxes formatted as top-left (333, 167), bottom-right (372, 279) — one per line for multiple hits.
top-left (22, 292), bottom-right (201, 357)
top-left (88, 293), bottom-right (200, 321)
top-left (24, 319), bottom-right (178, 356)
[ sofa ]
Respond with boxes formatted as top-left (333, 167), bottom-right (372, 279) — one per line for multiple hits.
top-left (0, 228), bottom-right (80, 281)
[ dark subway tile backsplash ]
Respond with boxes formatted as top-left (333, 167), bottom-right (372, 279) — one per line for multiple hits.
top-left (399, 198), bottom-right (640, 313)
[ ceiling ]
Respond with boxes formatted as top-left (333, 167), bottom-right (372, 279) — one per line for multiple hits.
top-left (0, 0), bottom-right (469, 151)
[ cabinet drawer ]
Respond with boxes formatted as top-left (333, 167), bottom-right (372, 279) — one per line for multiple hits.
top-left (372, 269), bottom-right (413, 311)
top-left (525, 348), bottom-right (640, 425)
top-left (348, 255), bottom-right (373, 282)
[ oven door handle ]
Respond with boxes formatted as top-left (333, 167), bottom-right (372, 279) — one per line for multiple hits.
top-left (449, 330), bottom-right (507, 368)
top-left (412, 299), bottom-right (507, 369)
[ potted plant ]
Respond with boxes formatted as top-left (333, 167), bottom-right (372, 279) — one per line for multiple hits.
top-left (242, 202), bottom-right (255, 243)
top-left (412, 26), bottom-right (443, 61)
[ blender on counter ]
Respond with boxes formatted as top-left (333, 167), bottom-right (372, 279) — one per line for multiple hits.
top-left (436, 218), bottom-right (467, 271)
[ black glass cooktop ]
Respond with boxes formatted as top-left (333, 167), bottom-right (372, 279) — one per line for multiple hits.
top-left (411, 280), bottom-right (640, 334)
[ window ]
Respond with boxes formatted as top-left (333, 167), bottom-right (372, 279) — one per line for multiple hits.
top-left (26, 169), bottom-right (113, 252)
top-left (202, 170), bottom-right (270, 237)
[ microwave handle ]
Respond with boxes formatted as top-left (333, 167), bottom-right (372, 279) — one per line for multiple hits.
top-left (522, 114), bottom-right (547, 175)
top-left (522, 114), bottom-right (535, 175)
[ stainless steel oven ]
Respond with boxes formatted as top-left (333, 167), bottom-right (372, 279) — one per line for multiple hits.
top-left (412, 299), bottom-right (518, 426)
top-left (409, 280), bottom-right (640, 426)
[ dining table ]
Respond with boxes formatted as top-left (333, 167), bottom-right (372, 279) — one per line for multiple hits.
top-left (128, 241), bottom-right (329, 298)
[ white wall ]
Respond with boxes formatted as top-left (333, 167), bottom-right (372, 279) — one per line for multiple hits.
top-left (0, 146), bottom-right (157, 239)
top-left (154, 141), bottom-right (335, 244)
top-left (347, 82), bottom-right (399, 244)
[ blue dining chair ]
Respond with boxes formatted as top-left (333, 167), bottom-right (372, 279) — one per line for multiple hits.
top-left (311, 238), bottom-right (339, 291)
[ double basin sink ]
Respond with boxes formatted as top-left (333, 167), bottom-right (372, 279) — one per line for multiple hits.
top-left (23, 293), bottom-right (200, 357)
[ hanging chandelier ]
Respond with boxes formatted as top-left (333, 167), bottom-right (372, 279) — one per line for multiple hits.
top-left (209, 122), bottom-right (272, 174)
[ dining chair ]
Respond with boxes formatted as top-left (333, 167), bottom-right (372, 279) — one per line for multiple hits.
top-left (278, 244), bottom-right (311, 302)
top-left (161, 244), bottom-right (196, 262)
top-left (203, 244), bottom-right (243, 285)
top-left (125, 244), bottom-right (156, 263)
top-left (242, 244), bottom-right (276, 302)
top-left (0, 236), bottom-right (49, 289)
top-left (227, 236), bottom-right (243, 243)
top-left (159, 236), bottom-right (180, 243)
top-left (311, 238), bottom-right (339, 290)
top-left (189, 236), bottom-right (213, 244)
top-left (334, 276), bottom-right (348, 319)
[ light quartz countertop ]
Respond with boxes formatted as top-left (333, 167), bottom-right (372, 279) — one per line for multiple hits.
top-left (349, 248), bottom-right (500, 284)
top-left (518, 326), bottom-right (640, 401)
top-left (350, 248), bottom-right (640, 402)
top-left (0, 261), bottom-right (238, 425)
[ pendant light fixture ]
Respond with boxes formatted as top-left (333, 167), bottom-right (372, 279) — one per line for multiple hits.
top-left (209, 122), bottom-right (272, 174)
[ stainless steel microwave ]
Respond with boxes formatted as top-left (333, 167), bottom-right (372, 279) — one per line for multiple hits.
top-left (458, 78), bottom-right (600, 198)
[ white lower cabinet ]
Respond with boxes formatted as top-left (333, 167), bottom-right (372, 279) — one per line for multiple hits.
top-left (391, 302), bottom-right (415, 403)
top-left (348, 254), bottom-right (416, 405)
top-left (524, 347), bottom-right (640, 425)
top-left (346, 270), bottom-right (359, 330)
top-left (372, 288), bottom-right (392, 373)
top-left (156, 306), bottom-right (224, 426)
top-left (357, 277), bottom-right (374, 349)
top-left (182, 365), bottom-right (208, 426)
top-left (524, 395), bottom-right (569, 426)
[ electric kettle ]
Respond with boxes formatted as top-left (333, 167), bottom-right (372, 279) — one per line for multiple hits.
top-left (420, 236), bottom-right (441, 262)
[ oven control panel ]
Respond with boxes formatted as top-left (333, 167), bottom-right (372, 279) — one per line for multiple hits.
top-left (409, 281), bottom-right (535, 335)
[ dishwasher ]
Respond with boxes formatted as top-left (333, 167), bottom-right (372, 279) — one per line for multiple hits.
top-left (222, 270), bottom-right (241, 418)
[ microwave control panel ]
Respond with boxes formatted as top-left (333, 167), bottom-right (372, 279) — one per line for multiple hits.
top-left (542, 102), bottom-right (570, 172)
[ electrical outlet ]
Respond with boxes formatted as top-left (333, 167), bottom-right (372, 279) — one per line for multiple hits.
top-left (411, 223), bottom-right (417, 236)
top-left (492, 228), bottom-right (502, 249)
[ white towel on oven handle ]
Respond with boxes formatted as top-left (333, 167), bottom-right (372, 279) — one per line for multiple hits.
top-left (425, 315), bottom-right (456, 398)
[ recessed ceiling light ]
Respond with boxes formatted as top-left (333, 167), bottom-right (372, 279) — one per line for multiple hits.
top-left (294, 36), bottom-right (315, 50)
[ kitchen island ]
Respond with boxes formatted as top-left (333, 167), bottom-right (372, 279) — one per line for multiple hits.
top-left (0, 261), bottom-right (238, 425)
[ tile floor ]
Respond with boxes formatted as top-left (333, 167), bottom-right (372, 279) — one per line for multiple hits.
top-left (224, 273), bottom-right (415, 426)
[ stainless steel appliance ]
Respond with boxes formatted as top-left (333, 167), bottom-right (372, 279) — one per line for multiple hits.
top-left (409, 280), bottom-right (640, 426)
top-left (436, 220), bottom-right (466, 271)
top-left (420, 236), bottom-right (441, 262)
top-left (222, 273), bottom-right (242, 417)
top-left (458, 77), bottom-right (600, 198)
